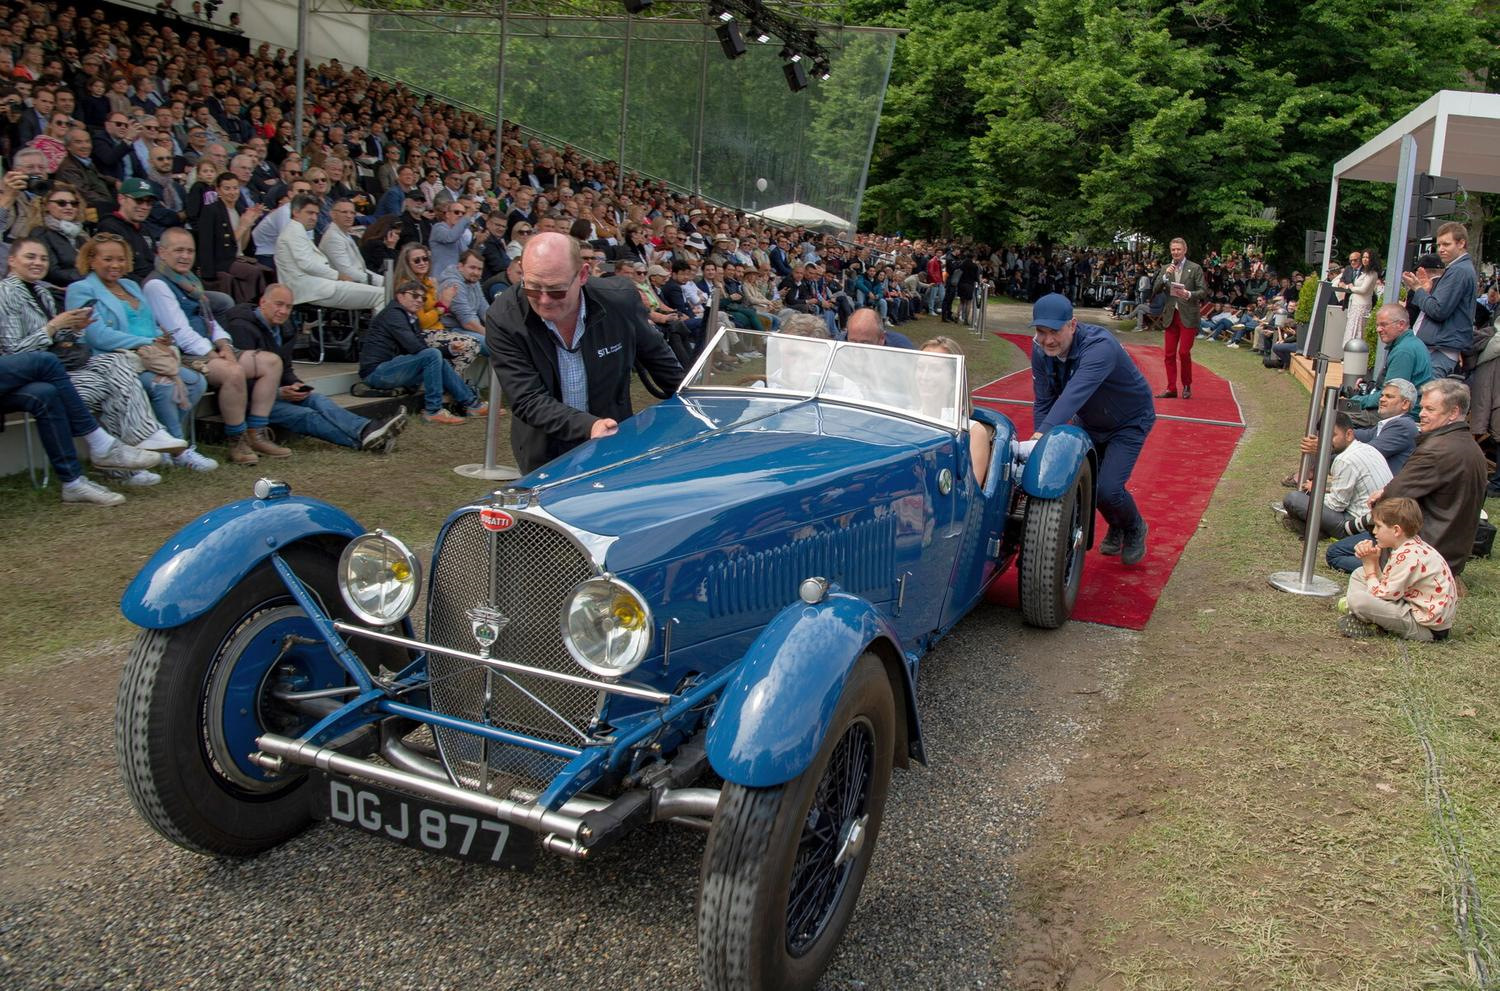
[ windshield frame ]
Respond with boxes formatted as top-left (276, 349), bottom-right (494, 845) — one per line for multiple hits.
top-left (678, 327), bottom-right (968, 433)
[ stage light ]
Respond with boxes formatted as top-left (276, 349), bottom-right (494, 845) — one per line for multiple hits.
top-left (813, 56), bottom-right (831, 80)
top-left (783, 58), bottom-right (808, 92)
top-left (713, 6), bottom-right (734, 21)
top-left (779, 46), bottom-right (802, 63)
top-left (752, 24), bottom-right (772, 43)
top-left (621, 0), bottom-right (652, 12)
top-left (716, 22), bottom-right (746, 60)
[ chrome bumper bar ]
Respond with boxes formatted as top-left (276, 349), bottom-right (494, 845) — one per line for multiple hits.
top-left (332, 621), bottom-right (672, 704)
top-left (252, 732), bottom-right (720, 858)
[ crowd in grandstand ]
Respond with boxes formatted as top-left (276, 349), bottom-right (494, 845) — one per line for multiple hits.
top-left (1, 0), bottom-right (1496, 522)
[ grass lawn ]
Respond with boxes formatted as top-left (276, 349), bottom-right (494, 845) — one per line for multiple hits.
top-left (1008, 324), bottom-right (1500, 989)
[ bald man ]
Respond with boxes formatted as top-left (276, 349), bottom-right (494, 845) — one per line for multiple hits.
top-left (846, 307), bottom-right (915, 349)
top-left (485, 232), bottom-right (685, 473)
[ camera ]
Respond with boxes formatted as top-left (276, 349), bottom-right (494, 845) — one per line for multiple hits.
top-left (25, 174), bottom-right (51, 196)
top-left (1339, 512), bottom-right (1373, 538)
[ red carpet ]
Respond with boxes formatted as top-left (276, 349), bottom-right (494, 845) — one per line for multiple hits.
top-left (977, 332), bottom-right (1245, 630)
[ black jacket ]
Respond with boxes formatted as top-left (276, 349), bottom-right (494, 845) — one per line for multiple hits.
top-left (222, 302), bottom-right (298, 386)
top-left (96, 213), bottom-right (155, 283)
top-left (658, 278), bottom-right (696, 318)
top-left (360, 301), bottom-right (431, 379)
top-left (485, 276), bottom-right (685, 474)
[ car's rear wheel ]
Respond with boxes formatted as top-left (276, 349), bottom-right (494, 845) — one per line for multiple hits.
top-left (115, 546), bottom-right (400, 857)
top-left (698, 653), bottom-right (895, 991)
top-left (1018, 460), bottom-right (1093, 629)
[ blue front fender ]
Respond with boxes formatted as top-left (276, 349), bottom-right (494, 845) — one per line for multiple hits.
top-left (705, 592), bottom-right (918, 788)
top-left (121, 496), bottom-right (366, 629)
top-left (1021, 425), bottom-right (1094, 499)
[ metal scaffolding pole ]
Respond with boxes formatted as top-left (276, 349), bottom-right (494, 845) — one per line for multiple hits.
top-left (617, 14), bottom-right (632, 194)
top-left (294, 0), bottom-right (308, 156)
top-left (691, 18), bottom-right (710, 196)
top-left (456, 0), bottom-right (519, 484)
top-left (492, 0), bottom-right (509, 187)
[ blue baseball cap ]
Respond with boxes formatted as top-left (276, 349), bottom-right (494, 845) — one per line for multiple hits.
top-left (1032, 293), bottom-right (1073, 330)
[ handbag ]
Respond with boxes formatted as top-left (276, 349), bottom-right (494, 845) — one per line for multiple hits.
top-left (135, 340), bottom-right (190, 409)
top-left (49, 329), bottom-right (92, 372)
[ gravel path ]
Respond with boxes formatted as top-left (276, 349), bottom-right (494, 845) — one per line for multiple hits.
top-left (0, 612), bottom-right (1133, 990)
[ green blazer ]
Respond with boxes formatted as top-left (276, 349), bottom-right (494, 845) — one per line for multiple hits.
top-left (1152, 259), bottom-right (1207, 329)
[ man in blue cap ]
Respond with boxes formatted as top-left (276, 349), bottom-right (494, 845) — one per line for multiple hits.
top-left (1030, 293), bottom-right (1157, 564)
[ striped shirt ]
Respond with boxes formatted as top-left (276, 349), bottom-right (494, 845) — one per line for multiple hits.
top-left (1324, 438), bottom-right (1392, 519)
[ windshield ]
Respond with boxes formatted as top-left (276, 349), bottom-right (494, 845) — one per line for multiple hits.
top-left (680, 328), bottom-right (966, 431)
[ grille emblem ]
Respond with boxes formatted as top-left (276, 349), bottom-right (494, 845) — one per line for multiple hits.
top-left (467, 606), bottom-right (509, 657)
top-left (479, 506), bottom-right (516, 532)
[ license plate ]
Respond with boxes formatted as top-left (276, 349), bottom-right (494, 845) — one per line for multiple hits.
top-left (310, 773), bottom-right (537, 870)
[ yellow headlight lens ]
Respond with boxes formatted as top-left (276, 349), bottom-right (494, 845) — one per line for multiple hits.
top-left (561, 577), bottom-right (653, 677)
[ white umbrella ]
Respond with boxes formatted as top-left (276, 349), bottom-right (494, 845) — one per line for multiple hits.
top-left (753, 201), bottom-right (853, 232)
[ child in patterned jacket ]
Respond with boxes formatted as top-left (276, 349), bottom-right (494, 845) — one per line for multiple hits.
top-left (1340, 497), bottom-right (1457, 641)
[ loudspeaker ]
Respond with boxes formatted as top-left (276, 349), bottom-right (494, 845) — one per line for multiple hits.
top-left (716, 22), bottom-right (746, 60)
top-left (783, 59), bottom-right (808, 92)
top-left (622, 0), bottom-right (652, 12)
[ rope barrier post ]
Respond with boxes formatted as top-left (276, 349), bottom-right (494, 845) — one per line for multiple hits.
top-left (1269, 375), bottom-right (1341, 597)
top-left (454, 366), bottom-right (521, 482)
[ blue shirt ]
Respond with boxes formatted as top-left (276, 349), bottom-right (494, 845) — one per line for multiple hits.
top-left (543, 296), bottom-right (589, 412)
top-left (1032, 323), bottom-right (1156, 438)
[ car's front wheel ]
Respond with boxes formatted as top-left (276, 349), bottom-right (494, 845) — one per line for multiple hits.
top-left (1018, 459), bottom-right (1093, 629)
top-left (698, 653), bottom-right (895, 991)
top-left (115, 546), bottom-right (399, 857)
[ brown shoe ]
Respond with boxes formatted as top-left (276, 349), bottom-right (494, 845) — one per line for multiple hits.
top-left (245, 428), bottom-right (292, 458)
top-left (226, 433), bottom-right (259, 465)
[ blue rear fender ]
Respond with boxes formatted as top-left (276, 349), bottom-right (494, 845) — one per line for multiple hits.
top-left (704, 591), bottom-right (924, 789)
top-left (1020, 424), bottom-right (1095, 500)
top-left (121, 496), bottom-right (367, 629)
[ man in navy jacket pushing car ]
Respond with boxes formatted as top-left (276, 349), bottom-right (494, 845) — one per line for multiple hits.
top-left (1029, 293), bottom-right (1157, 565)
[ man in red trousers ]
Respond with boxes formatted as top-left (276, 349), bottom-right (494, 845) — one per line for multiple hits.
top-left (1150, 237), bottom-right (1207, 399)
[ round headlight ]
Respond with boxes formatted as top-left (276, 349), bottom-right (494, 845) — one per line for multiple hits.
top-left (561, 577), bottom-right (653, 677)
top-left (338, 531), bottom-right (422, 626)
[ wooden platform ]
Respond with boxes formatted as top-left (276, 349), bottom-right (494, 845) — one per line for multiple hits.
top-left (1290, 355), bottom-right (1342, 392)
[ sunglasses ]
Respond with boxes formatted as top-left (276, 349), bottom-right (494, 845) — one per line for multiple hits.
top-left (409, 255), bottom-right (430, 262)
top-left (49, 198), bottom-right (79, 206)
top-left (523, 270), bottom-right (580, 300)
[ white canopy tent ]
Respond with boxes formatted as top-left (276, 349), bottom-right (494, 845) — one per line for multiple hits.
top-left (1320, 89), bottom-right (1500, 276)
top-left (754, 201), bottom-right (854, 232)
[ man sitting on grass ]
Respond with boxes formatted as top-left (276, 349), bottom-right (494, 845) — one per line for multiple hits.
top-left (1280, 410), bottom-right (1390, 538)
top-left (1338, 497), bottom-right (1456, 642)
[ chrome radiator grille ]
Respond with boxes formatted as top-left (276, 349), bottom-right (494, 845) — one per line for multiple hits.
top-left (425, 512), bottom-right (599, 794)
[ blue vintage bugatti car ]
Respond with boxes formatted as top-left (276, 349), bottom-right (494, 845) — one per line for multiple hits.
top-left (115, 327), bottom-right (1095, 991)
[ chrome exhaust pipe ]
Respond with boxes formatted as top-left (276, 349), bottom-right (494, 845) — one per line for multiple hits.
top-left (653, 787), bottom-right (720, 821)
top-left (379, 723), bottom-right (448, 782)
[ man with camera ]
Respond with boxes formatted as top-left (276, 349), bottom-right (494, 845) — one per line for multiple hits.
top-left (0, 147), bottom-right (53, 268)
top-left (1281, 410), bottom-right (1391, 538)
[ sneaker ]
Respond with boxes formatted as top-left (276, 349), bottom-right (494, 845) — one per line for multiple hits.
top-left (102, 468), bottom-right (163, 487)
top-left (173, 446), bottom-right (220, 471)
top-left (1226, 342), bottom-right (1241, 350)
top-left (359, 410), bottom-right (408, 451)
top-left (1335, 596), bottom-right (1350, 614)
top-left (136, 428), bottom-right (189, 455)
top-left (1270, 500), bottom-right (1288, 517)
top-left (351, 382), bottom-right (402, 398)
top-left (463, 400), bottom-right (490, 418)
top-left (93, 440), bottom-right (162, 471)
top-left (422, 409), bottom-right (467, 425)
top-left (1122, 520), bottom-right (1149, 566)
top-left (1337, 614), bottom-right (1380, 638)
top-left (226, 433), bottom-right (259, 465)
top-left (1099, 526), bottom-right (1124, 556)
top-left (61, 477), bottom-right (126, 506)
